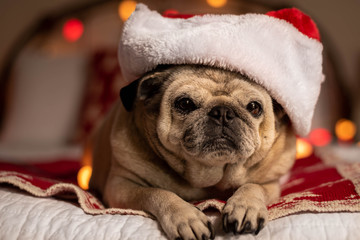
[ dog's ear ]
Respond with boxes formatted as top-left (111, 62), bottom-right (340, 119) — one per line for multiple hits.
top-left (272, 99), bottom-right (290, 129)
top-left (120, 80), bottom-right (140, 112)
top-left (272, 99), bottom-right (285, 119)
top-left (138, 73), bottom-right (165, 101)
top-left (120, 66), bottom-right (172, 111)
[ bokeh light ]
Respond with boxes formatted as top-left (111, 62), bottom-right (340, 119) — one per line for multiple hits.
top-left (77, 165), bottom-right (92, 190)
top-left (296, 138), bottom-right (313, 159)
top-left (163, 9), bottom-right (179, 16)
top-left (62, 18), bottom-right (84, 42)
top-left (308, 128), bottom-right (332, 146)
top-left (335, 119), bottom-right (357, 141)
top-left (118, 0), bottom-right (137, 21)
top-left (207, 0), bottom-right (227, 8)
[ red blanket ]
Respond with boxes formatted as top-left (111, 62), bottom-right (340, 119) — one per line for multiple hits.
top-left (1, 155), bottom-right (360, 220)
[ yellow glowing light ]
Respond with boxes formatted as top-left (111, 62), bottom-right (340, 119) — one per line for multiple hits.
top-left (206, 0), bottom-right (227, 8)
top-left (335, 119), bottom-right (357, 141)
top-left (77, 165), bottom-right (92, 190)
top-left (118, 0), bottom-right (137, 21)
top-left (82, 143), bottom-right (92, 166)
top-left (296, 138), bottom-right (313, 159)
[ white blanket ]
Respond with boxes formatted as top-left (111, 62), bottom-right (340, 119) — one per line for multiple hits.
top-left (1, 186), bottom-right (360, 240)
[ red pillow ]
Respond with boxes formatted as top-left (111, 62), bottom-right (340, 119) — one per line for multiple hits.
top-left (74, 49), bottom-right (122, 143)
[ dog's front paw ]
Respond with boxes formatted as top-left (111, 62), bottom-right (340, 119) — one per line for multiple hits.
top-left (159, 202), bottom-right (214, 240)
top-left (222, 194), bottom-right (267, 235)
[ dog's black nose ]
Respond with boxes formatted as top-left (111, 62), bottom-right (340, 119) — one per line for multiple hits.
top-left (208, 105), bottom-right (236, 124)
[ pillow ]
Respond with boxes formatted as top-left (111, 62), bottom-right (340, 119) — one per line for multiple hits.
top-left (73, 49), bottom-right (121, 143)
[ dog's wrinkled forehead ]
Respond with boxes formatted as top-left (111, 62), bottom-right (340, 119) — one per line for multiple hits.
top-left (119, 65), bottom-right (266, 112)
top-left (162, 66), bottom-right (270, 105)
top-left (171, 66), bottom-right (255, 89)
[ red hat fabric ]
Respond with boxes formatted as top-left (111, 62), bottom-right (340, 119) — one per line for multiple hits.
top-left (118, 4), bottom-right (324, 136)
top-left (266, 8), bottom-right (321, 41)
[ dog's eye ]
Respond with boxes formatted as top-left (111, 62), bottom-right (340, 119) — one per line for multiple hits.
top-left (246, 101), bottom-right (262, 117)
top-left (174, 97), bottom-right (198, 114)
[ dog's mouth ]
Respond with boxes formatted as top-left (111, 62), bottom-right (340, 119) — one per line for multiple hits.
top-left (181, 121), bottom-right (256, 160)
top-left (202, 136), bottom-right (238, 153)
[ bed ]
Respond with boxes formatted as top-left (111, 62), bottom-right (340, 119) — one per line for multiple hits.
top-left (1, 147), bottom-right (360, 240)
top-left (1, 186), bottom-right (360, 240)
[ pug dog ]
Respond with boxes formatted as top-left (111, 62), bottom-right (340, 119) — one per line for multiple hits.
top-left (89, 64), bottom-right (296, 240)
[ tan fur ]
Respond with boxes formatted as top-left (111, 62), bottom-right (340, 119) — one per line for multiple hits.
top-left (89, 65), bottom-right (296, 240)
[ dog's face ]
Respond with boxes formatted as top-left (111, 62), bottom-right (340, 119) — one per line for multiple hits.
top-left (122, 65), bottom-right (285, 186)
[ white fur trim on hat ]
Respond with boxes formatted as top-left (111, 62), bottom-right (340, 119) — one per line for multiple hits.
top-left (118, 4), bottom-right (324, 136)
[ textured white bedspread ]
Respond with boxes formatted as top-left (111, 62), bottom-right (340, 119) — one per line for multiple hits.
top-left (1, 187), bottom-right (360, 240)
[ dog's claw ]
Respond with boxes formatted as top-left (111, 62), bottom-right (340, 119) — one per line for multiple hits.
top-left (223, 213), bottom-right (243, 235)
top-left (255, 218), bottom-right (265, 235)
top-left (232, 220), bottom-right (239, 234)
top-left (240, 221), bottom-right (252, 234)
top-left (207, 221), bottom-right (215, 239)
top-left (222, 213), bottom-right (229, 233)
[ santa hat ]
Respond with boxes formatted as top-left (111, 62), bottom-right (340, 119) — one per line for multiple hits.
top-left (118, 4), bottom-right (324, 136)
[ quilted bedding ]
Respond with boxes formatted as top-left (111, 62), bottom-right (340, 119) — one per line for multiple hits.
top-left (1, 186), bottom-right (360, 240)
top-left (1, 154), bottom-right (360, 239)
